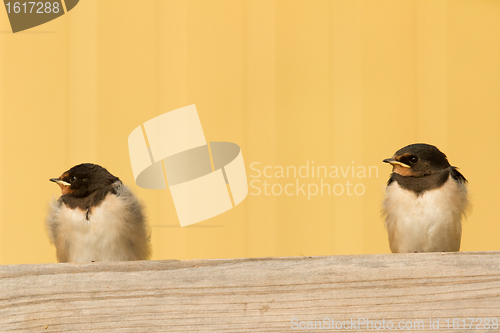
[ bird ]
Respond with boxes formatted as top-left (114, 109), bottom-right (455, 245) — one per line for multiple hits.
top-left (46, 163), bottom-right (151, 263)
top-left (382, 143), bottom-right (469, 253)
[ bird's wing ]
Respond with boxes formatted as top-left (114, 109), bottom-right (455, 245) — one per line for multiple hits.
top-left (45, 199), bottom-right (70, 262)
top-left (113, 182), bottom-right (152, 260)
top-left (450, 166), bottom-right (467, 184)
top-left (45, 198), bottom-right (62, 245)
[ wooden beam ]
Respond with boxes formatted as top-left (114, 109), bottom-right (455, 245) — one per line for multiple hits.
top-left (1, 252), bottom-right (499, 332)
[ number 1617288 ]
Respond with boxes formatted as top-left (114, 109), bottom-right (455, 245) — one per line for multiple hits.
top-left (5, 2), bottom-right (61, 14)
top-left (445, 318), bottom-right (498, 330)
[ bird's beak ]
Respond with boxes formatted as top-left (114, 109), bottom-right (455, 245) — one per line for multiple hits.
top-left (383, 158), bottom-right (411, 168)
top-left (50, 178), bottom-right (71, 186)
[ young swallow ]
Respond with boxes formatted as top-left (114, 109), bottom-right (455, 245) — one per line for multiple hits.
top-left (46, 163), bottom-right (151, 262)
top-left (382, 144), bottom-right (469, 253)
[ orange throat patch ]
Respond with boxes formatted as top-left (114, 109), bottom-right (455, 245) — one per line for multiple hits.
top-left (59, 184), bottom-right (73, 195)
top-left (392, 164), bottom-right (413, 177)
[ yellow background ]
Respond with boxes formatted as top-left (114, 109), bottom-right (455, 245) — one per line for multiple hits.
top-left (0, 0), bottom-right (499, 265)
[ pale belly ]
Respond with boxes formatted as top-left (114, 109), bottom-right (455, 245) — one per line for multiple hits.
top-left (383, 177), bottom-right (468, 253)
top-left (54, 195), bottom-right (138, 262)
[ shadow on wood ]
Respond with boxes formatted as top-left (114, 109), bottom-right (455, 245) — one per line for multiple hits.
top-left (1, 252), bottom-right (499, 332)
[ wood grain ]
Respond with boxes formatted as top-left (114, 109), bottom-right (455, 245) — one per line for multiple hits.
top-left (1, 252), bottom-right (499, 332)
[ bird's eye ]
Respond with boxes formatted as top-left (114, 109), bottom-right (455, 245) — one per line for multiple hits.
top-left (71, 176), bottom-right (76, 182)
top-left (410, 156), bottom-right (418, 164)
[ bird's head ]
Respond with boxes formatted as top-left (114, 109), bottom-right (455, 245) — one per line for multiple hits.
top-left (383, 143), bottom-right (450, 177)
top-left (50, 163), bottom-right (119, 197)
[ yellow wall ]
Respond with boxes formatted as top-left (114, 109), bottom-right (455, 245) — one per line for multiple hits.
top-left (0, 0), bottom-right (499, 265)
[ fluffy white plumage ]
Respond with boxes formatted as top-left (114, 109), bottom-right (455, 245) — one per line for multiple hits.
top-left (383, 177), bottom-right (468, 253)
top-left (46, 181), bottom-right (151, 263)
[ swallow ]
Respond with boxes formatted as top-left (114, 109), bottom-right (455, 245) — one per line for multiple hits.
top-left (382, 143), bottom-right (469, 253)
top-left (46, 163), bottom-right (151, 262)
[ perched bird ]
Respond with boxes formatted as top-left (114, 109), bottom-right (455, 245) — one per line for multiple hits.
top-left (382, 144), bottom-right (469, 253)
top-left (46, 163), bottom-right (151, 262)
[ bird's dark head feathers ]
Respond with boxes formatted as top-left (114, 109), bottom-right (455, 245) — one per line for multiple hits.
top-left (51, 163), bottom-right (119, 198)
top-left (383, 143), bottom-right (451, 177)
